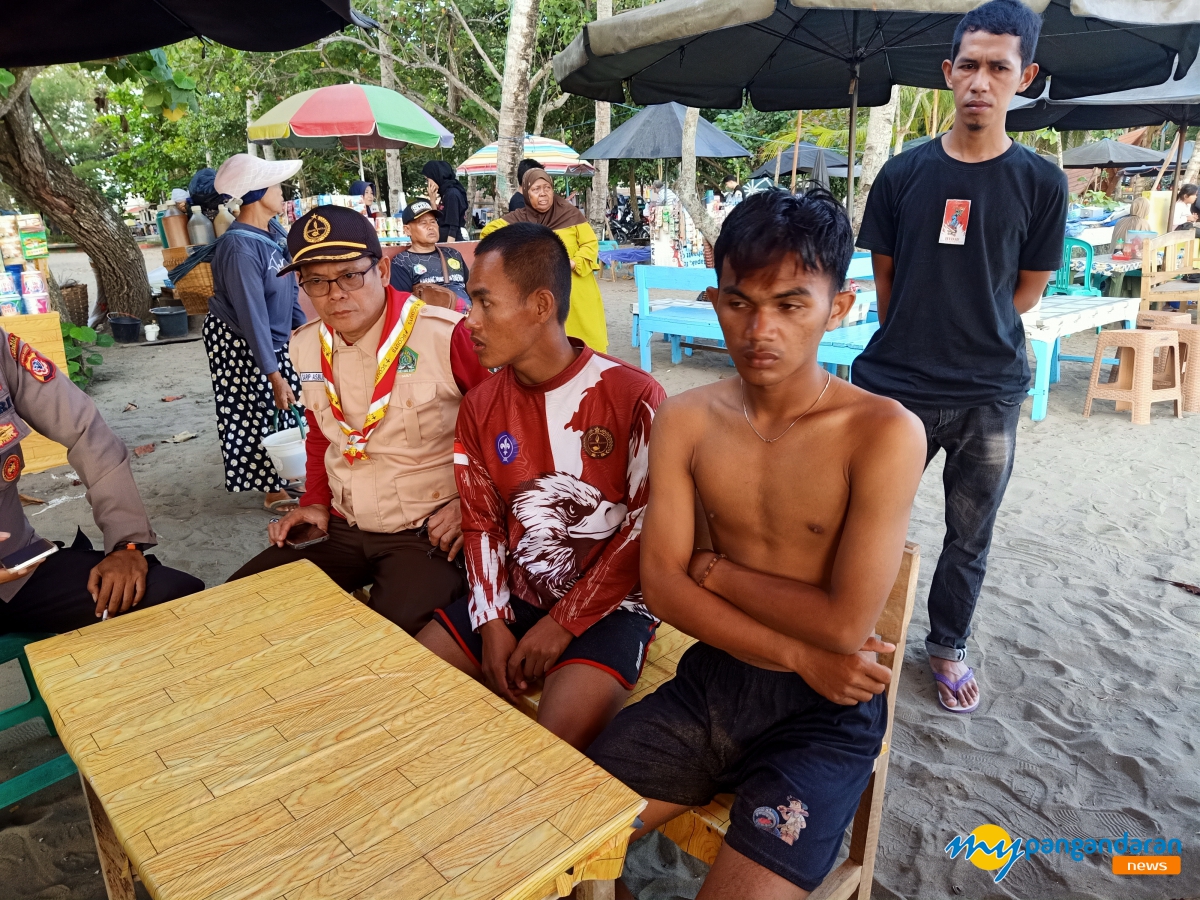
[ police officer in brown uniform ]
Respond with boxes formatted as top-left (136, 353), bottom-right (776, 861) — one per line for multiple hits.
top-left (0, 330), bottom-right (204, 634)
top-left (229, 207), bottom-right (490, 634)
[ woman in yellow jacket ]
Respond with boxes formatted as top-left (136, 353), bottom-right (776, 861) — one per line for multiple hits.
top-left (480, 168), bottom-right (609, 352)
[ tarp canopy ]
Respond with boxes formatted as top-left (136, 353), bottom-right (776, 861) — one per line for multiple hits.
top-left (1059, 138), bottom-right (1165, 167)
top-left (553, 0), bottom-right (1200, 111)
top-left (1007, 56), bottom-right (1200, 131)
top-left (0, 1), bottom-right (372, 67)
top-left (748, 143), bottom-right (848, 178)
top-left (581, 103), bottom-right (751, 159)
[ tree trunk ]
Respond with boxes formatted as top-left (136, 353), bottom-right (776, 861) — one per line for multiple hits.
top-left (245, 96), bottom-right (258, 157)
top-left (378, 28), bottom-right (406, 215)
top-left (1181, 127), bottom-right (1200, 189)
top-left (586, 0), bottom-right (613, 236)
top-left (495, 0), bottom-right (541, 199)
top-left (854, 84), bottom-right (899, 232)
top-left (629, 159), bottom-right (641, 223)
top-left (675, 107), bottom-right (721, 246)
top-left (0, 80), bottom-right (152, 320)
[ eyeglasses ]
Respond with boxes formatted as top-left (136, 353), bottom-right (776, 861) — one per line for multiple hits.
top-left (299, 263), bottom-right (376, 297)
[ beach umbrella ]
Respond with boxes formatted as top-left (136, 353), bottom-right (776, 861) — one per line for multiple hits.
top-left (1, 1), bottom-right (371, 67)
top-left (248, 85), bottom-right (454, 152)
top-left (1059, 139), bottom-right (1164, 168)
top-left (580, 103), bottom-right (751, 159)
top-left (749, 143), bottom-right (847, 179)
top-left (553, 0), bottom-right (1200, 209)
top-left (455, 135), bottom-right (596, 177)
top-left (809, 148), bottom-right (831, 190)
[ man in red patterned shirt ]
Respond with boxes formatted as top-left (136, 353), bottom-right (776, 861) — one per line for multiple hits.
top-left (417, 222), bottom-right (665, 749)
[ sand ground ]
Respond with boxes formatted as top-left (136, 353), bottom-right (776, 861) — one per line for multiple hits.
top-left (2, 252), bottom-right (1199, 899)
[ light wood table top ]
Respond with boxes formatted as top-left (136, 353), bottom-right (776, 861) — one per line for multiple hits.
top-left (26, 561), bottom-right (644, 900)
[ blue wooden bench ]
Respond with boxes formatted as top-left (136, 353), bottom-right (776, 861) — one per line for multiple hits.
top-left (634, 254), bottom-right (878, 374)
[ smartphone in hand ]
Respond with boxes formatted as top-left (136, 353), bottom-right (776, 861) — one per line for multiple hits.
top-left (2, 538), bottom-right (58, 572)
top-left (285, 523), bottom-right (329, 550)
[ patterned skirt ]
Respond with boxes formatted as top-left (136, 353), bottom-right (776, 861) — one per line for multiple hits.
top-left (202, 313), bottom-right (302, 493)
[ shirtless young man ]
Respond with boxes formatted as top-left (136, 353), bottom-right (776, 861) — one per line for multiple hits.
top-left (588, 188), bottom-right (927, 898)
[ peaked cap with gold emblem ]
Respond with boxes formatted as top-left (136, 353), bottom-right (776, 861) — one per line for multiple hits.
top-left (279, 205), bottom-right (383, 276)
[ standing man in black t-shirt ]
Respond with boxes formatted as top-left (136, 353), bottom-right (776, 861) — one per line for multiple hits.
top-left (855, 0), bottom-right (1067, 714)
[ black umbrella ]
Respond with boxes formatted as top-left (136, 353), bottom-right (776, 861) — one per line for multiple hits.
top-left (554, 0), bottom-right (1200, 208)
top-left (1008, 57), bottom-right (1200, 132)
top-left (581, 102), bottom-right (751, 159)
top-left (0, 1), bottom-right (373, 67)
top-left (748, 143), bottom-right (847, 179)
top-left (1059, 139), bottom-right (1164, 167)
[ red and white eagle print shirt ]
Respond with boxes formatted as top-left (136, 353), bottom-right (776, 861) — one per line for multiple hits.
top-left (455, 342), bottom-right (665, 635)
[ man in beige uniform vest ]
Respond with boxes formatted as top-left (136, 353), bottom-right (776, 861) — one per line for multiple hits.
top-left (230, 207), bottom-right (490, 633)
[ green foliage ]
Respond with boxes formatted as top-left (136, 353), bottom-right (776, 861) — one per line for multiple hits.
top-left (1081, 190), bottom-right (1122, 211)
top-left (60, 322), bottom-right (114, 389)
top-left (0, 68), bottom-right (14, 97)
top-left (81, 49), bottom-right (198, 117)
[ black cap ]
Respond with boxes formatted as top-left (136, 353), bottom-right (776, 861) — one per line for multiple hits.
top-left (279, 205), bottom-right (381, 276)
top-left (402, 199), bottom-right (436, 225)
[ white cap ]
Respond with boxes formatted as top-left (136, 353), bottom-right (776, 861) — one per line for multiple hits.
top-left (213, 153), bottom-right (303, 199)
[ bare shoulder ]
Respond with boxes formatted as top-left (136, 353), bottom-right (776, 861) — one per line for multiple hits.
top-left (832, 380), bottom-right (925, 465)
top-left (652, 379), bottom-right (737, 442)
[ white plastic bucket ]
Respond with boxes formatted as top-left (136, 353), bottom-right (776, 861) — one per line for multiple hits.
top-left (144, 323), bottom-right (160, 341)
top-left (261, 406), bottom-right (307, 481)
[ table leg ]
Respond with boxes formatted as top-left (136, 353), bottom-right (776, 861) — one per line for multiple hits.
top-left (630, 312), bottom-right (639, 349)
top-left (81, 774), bottom-right (135, 900)
top-left (639, 328), bottom-right (653, 373)
top-left (574, 880), bottom-right (616, 899)
top-left (1028, 339), bottom-right (1051, 421)
top-left (1050, 338), bottom-right (1061, 385)
top-left (670, 335), bottom-right (683, 365)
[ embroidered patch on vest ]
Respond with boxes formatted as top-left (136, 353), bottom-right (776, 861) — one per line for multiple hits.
top-left (0, 423), bottom-right (18, 448)
top-left (397, 346), bottom-right (418, 374)
top-left (582, 426), bottom-right (614, 459)
top-left (2, 453), bottom-right (20, 482)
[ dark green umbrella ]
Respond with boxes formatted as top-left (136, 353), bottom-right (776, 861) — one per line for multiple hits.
top-left (580, 102), bottom-right (751, 159)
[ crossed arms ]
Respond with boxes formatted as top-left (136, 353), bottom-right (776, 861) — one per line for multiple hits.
top-left (639, 397), bottom-right (926, 704)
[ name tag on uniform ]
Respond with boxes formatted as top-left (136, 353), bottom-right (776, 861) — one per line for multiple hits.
top-left (299, 372), bottom-right (325, 383)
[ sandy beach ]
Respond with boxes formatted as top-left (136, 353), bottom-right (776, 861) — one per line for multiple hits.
top-left (2, 252), bottom-right (1199, 899)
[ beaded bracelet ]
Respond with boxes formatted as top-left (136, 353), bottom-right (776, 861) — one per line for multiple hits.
top-left (696, 553), bottom-right (726, 589)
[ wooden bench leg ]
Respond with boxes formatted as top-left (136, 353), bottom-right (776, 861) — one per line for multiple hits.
top-left (573, 879), bottom-right (616, 899)
top-left (81, 774), bottom-right (135, 900)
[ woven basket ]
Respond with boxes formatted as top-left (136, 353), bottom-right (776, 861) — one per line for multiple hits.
top-left (162, 246), bottom-right (213, 316)
top-left (60, 283), bottom-right (89, 326)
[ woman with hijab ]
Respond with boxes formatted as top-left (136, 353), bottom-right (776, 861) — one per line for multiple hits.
top-left (207, 153), bottom-right (307, 511)
top-left (1112, 197), bottom-right (1154, 247)
top-left (349, 180), bottom-right (379, 218)
top-left (421, 160), bottom-right (469, 242)
top-left (481, 168), bottom-right (608, 352)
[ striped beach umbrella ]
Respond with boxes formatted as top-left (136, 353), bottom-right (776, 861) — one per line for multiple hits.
top-left (455, 135), bottom-right (595, 177)
top-left (248, 84), bottom-right (454, 151)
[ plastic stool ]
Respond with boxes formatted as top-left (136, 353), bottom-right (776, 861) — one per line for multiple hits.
top-left (0, 633), bottom-right (78, 808)
top-left (1154, 322), bottom-right (1200, 412)
top-left (1137, 311), bottom-right (1191, 329)
top-left (1084, 329), bottom-right (1182, 423)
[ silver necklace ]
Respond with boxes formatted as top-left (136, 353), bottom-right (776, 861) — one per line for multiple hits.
top-left (741, 372), bottom-right (832, 443)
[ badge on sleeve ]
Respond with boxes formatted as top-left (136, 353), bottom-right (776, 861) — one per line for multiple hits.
top-left (0, 423), bottom-right (16, 448)
top-left (939, 200), bottom-right (970, 246)
top-left (18, 344), bottom-right (55, 382)
top-left (495, 431), bottom-right (519, 464)
top-left (7, 334), bottom-right (19, 361)
top-left (2, 454), bottom-right (20, 482)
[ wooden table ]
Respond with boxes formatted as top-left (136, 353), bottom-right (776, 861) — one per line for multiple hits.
top-left (25, 561), bottom-right (644, 900)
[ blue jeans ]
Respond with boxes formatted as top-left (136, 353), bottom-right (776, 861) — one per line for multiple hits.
top-left (906, 399), bottom-right (1021, 662)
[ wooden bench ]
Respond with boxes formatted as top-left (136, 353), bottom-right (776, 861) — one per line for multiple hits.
top-left (1141, 230), bottom-right (1200, 314)
top-left (519, 542), bottom-right (921, 900)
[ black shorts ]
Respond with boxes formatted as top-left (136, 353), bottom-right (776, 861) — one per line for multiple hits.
top-left (433, 596), bottom-right (656, 689)
top-left (588, 642), bottom-right (886, 891)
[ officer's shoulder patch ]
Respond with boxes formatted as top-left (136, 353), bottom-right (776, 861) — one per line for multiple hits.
top-left (2, 454), bottom-right (21, 482)
top-left (19, 344), bottom-right (55, 383)
top-left (7, 333), bottom-right (20, 361)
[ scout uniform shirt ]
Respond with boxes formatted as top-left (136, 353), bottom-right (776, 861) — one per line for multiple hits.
top-left (0, 328), bottom-right (156, 601)
top-left (291, 287), bottom-right (488, 533)
top-left (455, 341), bottom-right (666, 636)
